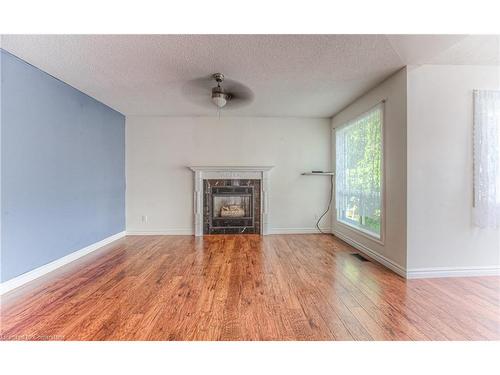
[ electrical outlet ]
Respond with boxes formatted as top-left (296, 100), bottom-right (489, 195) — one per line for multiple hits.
top-left (141, 215), bottom-right (148, 223)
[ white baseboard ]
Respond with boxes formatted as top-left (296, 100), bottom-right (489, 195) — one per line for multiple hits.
top-left (268, 227), bottom-right (332, 234)
top-left (407, 266), bottom-right (500, 279)
top-left (126, 229), bottom-right (194, 235)
top-left (332, 229), bottom-right (407, 278)
top-left (126, 228), bottom-right (332, 235)
top-left (0, 231), bottom-right (126, 295)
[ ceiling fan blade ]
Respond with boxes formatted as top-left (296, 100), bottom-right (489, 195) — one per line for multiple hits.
top-left (224, 79), bottom-right (255, 108)
top-left (181, 76), bottom-right (217, 108)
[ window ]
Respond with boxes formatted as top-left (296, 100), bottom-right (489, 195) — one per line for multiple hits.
top-left (473, 90), bottom-right (500, 228)
top-left (335, 104), bottom-right (383, 239)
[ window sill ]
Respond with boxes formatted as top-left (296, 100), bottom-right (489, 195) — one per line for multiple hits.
top-left (334, 219), bottom-right (385, 246)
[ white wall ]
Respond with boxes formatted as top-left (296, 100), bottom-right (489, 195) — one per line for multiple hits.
top-left (331, 68), bottom-right (408, 274)
top-left (407, 65), bottom-right (500, 275)
top-left (126, 116), bottom-right (332, 234)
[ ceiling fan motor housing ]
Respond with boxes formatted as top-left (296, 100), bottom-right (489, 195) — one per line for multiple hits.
top-left (213, 72), bottom-right (224, 83)
top-left (211, 73), bottom-right (231, 108)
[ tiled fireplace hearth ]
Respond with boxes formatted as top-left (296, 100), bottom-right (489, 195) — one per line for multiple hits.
top-left (189, 166), bottom-right (273, 236)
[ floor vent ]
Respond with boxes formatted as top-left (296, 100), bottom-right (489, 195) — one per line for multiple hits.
top-left (351, 253), bottom-right (369, 262)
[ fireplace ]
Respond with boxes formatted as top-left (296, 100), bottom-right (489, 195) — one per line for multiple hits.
top-left (189, 166), bottom-right (273, 236)
top-left (203, 179), bottom-right (260, 234)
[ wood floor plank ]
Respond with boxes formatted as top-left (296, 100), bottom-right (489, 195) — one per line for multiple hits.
top-left (1, 234), bottom-right (499, 341)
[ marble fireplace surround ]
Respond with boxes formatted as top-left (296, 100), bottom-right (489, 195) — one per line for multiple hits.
top-left (189, 166), bottom-right (274, 236)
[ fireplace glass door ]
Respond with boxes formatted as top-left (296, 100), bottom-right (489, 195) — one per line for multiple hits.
top-left (213, 195), bottom-right (251, 218)
top-left (210, 186), bottom-right (254, 230)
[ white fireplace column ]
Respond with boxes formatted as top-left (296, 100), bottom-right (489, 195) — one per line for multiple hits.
top-left (188, 166), bottom-right (274, 236)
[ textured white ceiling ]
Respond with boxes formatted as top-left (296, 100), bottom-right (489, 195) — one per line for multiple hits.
top-left (1, 34), bottom-right (498, 117)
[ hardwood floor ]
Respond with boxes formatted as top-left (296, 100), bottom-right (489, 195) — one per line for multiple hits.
top-left (1, 234), bottom-right (499, 340)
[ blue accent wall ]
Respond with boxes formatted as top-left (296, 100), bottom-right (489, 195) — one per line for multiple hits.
top-left (0, 50), bottom-right (125, 282)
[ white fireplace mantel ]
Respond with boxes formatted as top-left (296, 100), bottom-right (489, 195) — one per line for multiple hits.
top-left (188, 166), bottom-right (274, 236)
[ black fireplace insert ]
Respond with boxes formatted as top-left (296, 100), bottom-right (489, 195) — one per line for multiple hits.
top-left (203, 179), bottom-right (261, 234)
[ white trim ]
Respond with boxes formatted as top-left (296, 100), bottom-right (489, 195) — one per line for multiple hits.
top-left (335, 220), bottom-right (384, 245)
top-left (407, 266), bottom-right (500, 279)
top-left (268, 227), bottom-right (332, 234)
top-left (332, 102), bottom-right (386, 246)
top-left (126, 229), bottom-right (193, 235)
top-left (332, 229), bottom-right (407, 278)
top-left (0, 231), bottom-right (126, 295)
top-left (189, 165), bottom-right (274, 172)
top-left (126, 228), bottom-right (332, 235)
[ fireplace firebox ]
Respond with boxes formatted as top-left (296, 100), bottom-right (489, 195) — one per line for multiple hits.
top-left (203, 179), bottom-right (261, 234)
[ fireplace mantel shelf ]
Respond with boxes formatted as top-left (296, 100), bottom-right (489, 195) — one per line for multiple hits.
top-left (189, 166), bottom-right (274, 172)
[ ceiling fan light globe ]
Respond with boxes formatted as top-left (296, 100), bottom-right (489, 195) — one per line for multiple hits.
top-left (212, 93), bottom-right (227, 108)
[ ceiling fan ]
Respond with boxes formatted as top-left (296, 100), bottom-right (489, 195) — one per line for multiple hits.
top-left (183, 73), bottom-right (254, 110)
top-left (211, 73), bottom-right (231, 108)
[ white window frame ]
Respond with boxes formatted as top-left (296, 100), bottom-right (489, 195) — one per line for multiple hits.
top-left (473, 89), bottom-right (500, 228)
top-left (333, 102), bottom-right (386, 245)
